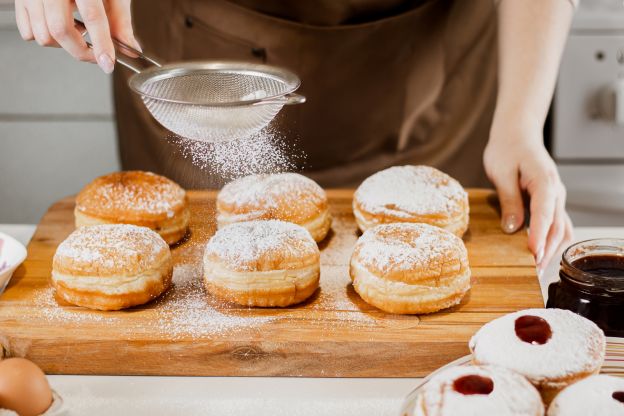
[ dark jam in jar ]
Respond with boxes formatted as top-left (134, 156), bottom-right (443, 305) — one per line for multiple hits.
top-left (547, 239), bottom-right (624, 337)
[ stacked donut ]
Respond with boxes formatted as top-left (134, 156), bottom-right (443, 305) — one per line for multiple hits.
top-left (350, 165), bottom-right (471, 314)
top-left (52, 171), bottom-right (188, 310)
top-left (412, 308), bottom-right (609, 415)
top-left (205, 172), bottom-right (330, 307)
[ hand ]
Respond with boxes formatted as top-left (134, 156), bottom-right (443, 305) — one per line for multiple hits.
top-left (484, 120), bottom-right (574, 275)
top-left (14, 0), bottom-right (139, 73)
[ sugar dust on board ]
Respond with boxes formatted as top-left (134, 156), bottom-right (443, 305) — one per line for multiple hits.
top-left (168, 126), bottom-right (306, 181)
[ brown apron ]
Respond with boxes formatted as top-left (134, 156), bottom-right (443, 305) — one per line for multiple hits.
top-left (113, 0), bottom-right (498, 188)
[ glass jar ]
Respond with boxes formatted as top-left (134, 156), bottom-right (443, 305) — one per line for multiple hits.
top-left (547, 238), bottom-right (624, 337)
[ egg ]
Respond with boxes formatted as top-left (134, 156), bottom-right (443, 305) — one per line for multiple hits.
top-left (0, 358), bottom-right (52, 416)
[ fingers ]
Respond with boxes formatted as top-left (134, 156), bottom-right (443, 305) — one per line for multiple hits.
top-left (43, 0), bottom-right (95, 63)
top-left (106, 0), bottom-right (142, 55)
top-left (24, 0), bottom-right (58, 47)
top-left (75, 0), bottom-right (115, 73)
top-left (539, 188), bottom-right (567, 275)
top-left (527, 175), bottom-right (558, 267)
top-left (493, 168), bottom-right (525, 234)
top-left (15, 0), bottom-right (34, 41)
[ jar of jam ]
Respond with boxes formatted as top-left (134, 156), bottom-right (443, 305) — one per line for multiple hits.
top-left (547, 238), bottom-right (624, 337)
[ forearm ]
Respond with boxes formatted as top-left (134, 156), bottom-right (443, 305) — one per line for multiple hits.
top-left (494, 0), bottom-right (575, 134)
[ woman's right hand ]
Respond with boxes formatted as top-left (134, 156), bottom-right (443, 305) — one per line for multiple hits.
top-left (14, 0), bottom-right (139, 73)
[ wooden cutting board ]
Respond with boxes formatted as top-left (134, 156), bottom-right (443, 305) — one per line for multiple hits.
top-left (0, 189), bottom-right (543, 377)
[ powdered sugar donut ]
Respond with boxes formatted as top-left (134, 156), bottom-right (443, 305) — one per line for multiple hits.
top-left (547, 375), bottom-right (624, 416)
top-left (413, 364), bottom-right (544, 416)
top-left (52, 224), bottom-right (173, 311)
top-left (217, 173), bottom-right (331, 242)
top-left (470, 308), bottom-right (606, 404)
top-left (349, 223), bottom-right (471, 314)
top-left (203, 220), bottom-right (320, 307)
top-left (75, 171), bottom-right (190, 245)
top-left (353, 165), bottom-right (469, 236)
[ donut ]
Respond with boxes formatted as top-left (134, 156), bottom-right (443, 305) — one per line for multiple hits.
top-left (216, 173), bottom-right (331, 242)
top-left (548, 375), bottom-right (624, 416)
top-left (203, 220), bottom-right (320, 307)
top-left (75, 171), bottom-right (190, 245)
top-left (349, 223), bottom-right (471, 314)
top-left (469, 308), bottom-right (606, 404)
top-left (52, 224), bottom-right (172, 311)
top-left (413, 365), bottom-right (544, 416)
top-left (353, 165), bottom-right (469, 236)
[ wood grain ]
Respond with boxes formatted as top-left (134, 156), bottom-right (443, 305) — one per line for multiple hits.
top-left (0, 189), bottom-right (543, 377)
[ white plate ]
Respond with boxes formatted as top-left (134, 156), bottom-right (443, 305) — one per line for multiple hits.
top-left (0, 232), bottom-right (27, 294)
top-left (399, 337), bottom-right (624, 415)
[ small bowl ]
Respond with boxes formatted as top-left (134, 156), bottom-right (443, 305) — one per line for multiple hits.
top-left (0, 232), bottom-right (27, 295)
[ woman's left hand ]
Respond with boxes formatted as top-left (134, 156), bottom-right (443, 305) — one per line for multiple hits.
top-left (483, 118), bottom-right (574, 275)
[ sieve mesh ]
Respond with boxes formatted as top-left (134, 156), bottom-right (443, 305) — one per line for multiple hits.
top-left (140, 71), bottom-right (288, 103)
top-left (130, 65), bottom-right (301, 142)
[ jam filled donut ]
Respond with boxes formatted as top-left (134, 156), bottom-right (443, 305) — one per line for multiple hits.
top-left (413, 365), bottom-right (544, 416)
top-left (217, 173), bottom-right (331, 242)
top-left (52, 224), bottom-right (173, 311)
top-left (547, 375), bottom-right (624, 416)
top-left (353, 165), bottom-right (469, 236)
top-left (469, 308), bottom-right (606, 404)
top-left (75, 171), bottom-right (190, 245)
top-left (349, 223), bottom-right (471, 314)
top-left (203, 220), bottom-right (320, 307)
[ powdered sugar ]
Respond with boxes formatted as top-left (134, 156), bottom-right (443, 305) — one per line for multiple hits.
top-left (469, 308), bottom-right (606, 383)
top-left (204, 220), bottom-right (318, 272)
top-left (352, 223), bottom-right (466, 275)
top-left (418, 365), bottom-right (543, 416)
top-left (354, 165), bottom-right (467, 219)
top-left (218, 173), bottom-right (325, 215)
top-left (34, 262), bottom-right (276, 340)
top-left (150, 262), bottom-right (277, 340)
top-left (547, 375), bottom-right (624, 416)
top-left (170, 127), bottom-right (304, 182)
top-left (53, 224), bottom-right (168, 274)
top-left (76, 171), bottom-right (185, 218)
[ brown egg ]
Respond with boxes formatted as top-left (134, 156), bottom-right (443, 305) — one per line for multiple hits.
top-left (0, 358), bottom-right (52, 416)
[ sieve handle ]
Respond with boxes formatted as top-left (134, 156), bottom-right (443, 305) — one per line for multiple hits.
top-left (256, 93), bottom-right (306, 106)
top-left (73, 18), bottom-right (161, 73)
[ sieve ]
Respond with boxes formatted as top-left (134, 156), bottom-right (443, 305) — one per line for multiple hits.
top-left (75, 20), bottom-right (305, 142)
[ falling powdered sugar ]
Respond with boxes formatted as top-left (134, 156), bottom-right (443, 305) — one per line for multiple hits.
top-left (170, 126), bottom-right (305, 182)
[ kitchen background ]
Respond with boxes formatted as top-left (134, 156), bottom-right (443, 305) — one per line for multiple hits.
top-left (1, 0), bottom-right (623, 225)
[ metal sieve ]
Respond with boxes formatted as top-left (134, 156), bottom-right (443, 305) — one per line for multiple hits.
top-left (75, 20), bottom-right (305, 142)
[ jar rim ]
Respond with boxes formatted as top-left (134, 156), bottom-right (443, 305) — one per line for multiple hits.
top-left (561, 238), bottom-right (624, 293)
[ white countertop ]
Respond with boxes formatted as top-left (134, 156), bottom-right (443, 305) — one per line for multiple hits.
top-left (1, 224), bottom-right (623, 415)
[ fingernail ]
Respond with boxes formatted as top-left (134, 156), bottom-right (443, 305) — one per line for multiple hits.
top-left (97, 53), bottom-right (115, 74)
top-left (502, 214), bottom-right (519, 234)
top-left (133, 40), bottom-right (143, 53)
